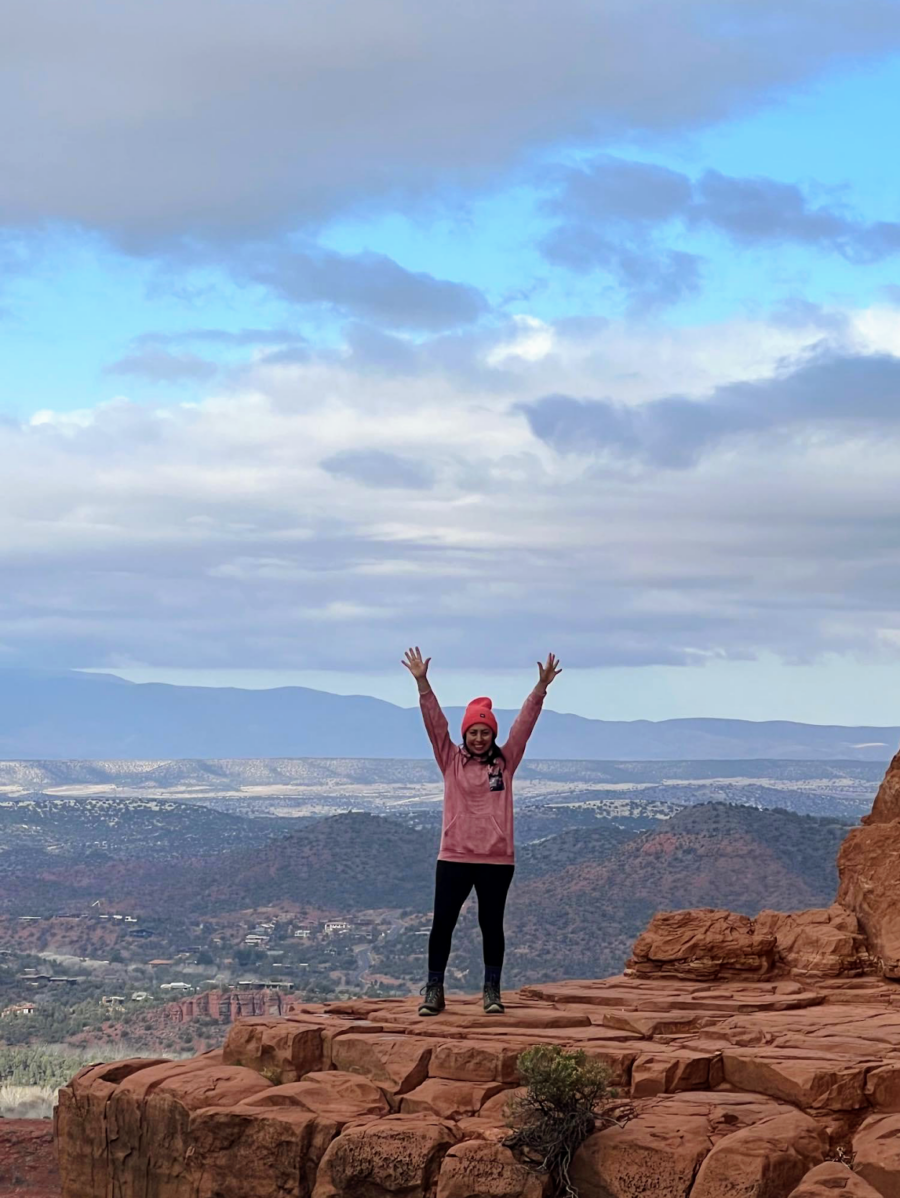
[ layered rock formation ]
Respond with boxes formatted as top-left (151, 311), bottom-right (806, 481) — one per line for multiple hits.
top-left (54, 974), bottom-right (900, 1198)
top-left (627, 904), bottom-right (871, 982)
top-left (54, 746), bottom-right (900, 1196)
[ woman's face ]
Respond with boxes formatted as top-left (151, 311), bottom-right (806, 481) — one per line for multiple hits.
top-left (465, 723), bottom-right (494, 756)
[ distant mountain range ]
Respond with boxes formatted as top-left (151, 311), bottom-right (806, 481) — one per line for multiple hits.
top-left (0, 667), bottom-right (897, 760)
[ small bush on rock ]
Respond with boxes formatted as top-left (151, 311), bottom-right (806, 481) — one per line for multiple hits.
top-left (504, 1045), bottom-right (622, 1198)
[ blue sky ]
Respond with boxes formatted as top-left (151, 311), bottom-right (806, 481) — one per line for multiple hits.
top-left (4, 1), bottom-right (900, 723)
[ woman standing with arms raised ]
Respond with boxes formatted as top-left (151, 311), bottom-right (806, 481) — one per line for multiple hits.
top-left (402, 647), bottom-right (562, 1016)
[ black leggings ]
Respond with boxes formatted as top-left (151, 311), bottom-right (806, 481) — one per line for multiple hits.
top-left (427, 860), bottom-right (515, 973)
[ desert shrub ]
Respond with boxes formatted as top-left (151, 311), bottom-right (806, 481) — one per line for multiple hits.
top-left (504, 1045), bottom-right (621, 1198)
top-left (0, 1083), bottom-right (57, 1119)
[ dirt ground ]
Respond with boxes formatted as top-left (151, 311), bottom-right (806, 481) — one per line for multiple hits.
top-left (0, 1119), bottom-right (60, 1197)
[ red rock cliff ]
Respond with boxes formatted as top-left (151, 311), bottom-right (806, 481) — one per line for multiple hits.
top-left (837, 748), bottom-right (900, 977)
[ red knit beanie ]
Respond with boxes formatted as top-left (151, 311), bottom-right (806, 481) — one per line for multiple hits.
top-left (462, 696), bottom-right (498, 738)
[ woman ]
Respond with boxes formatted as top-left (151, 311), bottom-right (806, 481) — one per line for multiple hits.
top-left (402, 646), bottom-right (561, 1016)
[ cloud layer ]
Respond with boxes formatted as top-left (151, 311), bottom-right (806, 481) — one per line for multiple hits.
top-left (5, 308), bottom-right (900, 673)
top-left (543, 158), bottom-right (900, 306)
top-left (3, 1), bottom-right (899, 246)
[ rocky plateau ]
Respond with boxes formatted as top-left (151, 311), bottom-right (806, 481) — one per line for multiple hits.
top-left (53, 747), bottom-right (900, 1196)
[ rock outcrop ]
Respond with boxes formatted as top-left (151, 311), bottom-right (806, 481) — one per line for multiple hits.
top-left (54, 975), bottom-right (900, 1198)
top-left (838, 748), bottom-right (900, 978)
top-left (628, 905), bottom-right (870, 982)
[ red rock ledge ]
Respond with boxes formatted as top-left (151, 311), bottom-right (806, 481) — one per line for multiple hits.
top-left (54, 974), bottom-right (900, 1198)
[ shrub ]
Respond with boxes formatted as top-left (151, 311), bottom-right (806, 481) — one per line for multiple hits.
top-left (504, 1045), bottom-right (621, 1198)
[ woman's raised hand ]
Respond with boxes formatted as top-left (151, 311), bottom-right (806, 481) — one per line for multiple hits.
top-left (402, 646), bottom-right (431, 679)
top-left (536, 652), bottom-right (562, 691)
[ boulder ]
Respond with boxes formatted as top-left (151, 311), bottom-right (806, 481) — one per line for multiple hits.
top-left (788, 1162), bottom-right (884, 1196)
top-left (311, 1115), bottom-right (459, 1198)
top-left (689, 1110), bottom-right (827, 1197)
top-left (436, 1140), bottom-right (546, 1198)
top-left (854, 1112), bottom-right (900, 1198)
top-left (627, 909), bottom-right (777, 981)
top-left (222, 1016), bottom-right (325, 1082)
top-left (755, 907), bottom-right (870, 978)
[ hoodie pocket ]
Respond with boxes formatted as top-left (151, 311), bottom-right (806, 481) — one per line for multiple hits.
top-left (442, 813), bottom-right (508, 857)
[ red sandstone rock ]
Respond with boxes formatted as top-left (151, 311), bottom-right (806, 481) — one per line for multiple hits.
top-left (788, 1163), bottom-right (883, 1196)
top-left (720, 1047), bottom-right (872, 1110)
top-left (570, 1090), bottom-right (793, 1198)
top-left (601, 1009), bottom-right (721, 1037)
top-left (838, 746), bottom-right (900, 979)
top-left (54, 1056), bottom-right (188, 1195)
top-left (58, 1057), bottom-right (275, 1198)
top-left (865, 1063), bottom-right (900, 1110)
top-left (630, 1048), bottom-right (713, 1097)
top-left (689, 1110), bottom-right (827, 1197)
top-left (864, 747), bottom-right (900, 825)
top-left (55, 966), bottom-right (900, 1198)
top-left (400, 1078), bottom-right (509, 1119)
top-left (755, 906), bottom-right (870, 978)
top-left (436, 1140), bottom-right (546, 1198)
top-left (188, 1107), bottom-right (337, 1197)
top-left (311, 1115), bottom-right (459, 1198)
top-left (427, 1038), bottom-right (522, 1084)
top-left (330, 1033), bottom-right (433, 1094)
top-left (222, 1016), bottom-right (325, 1081)
top-left (853, 1112), bottom-right (900, 1197)
top-left (838, 821), bottom-right (900, 979)
top-left (236, 1070), bottom-right (390, 1121)
top-left (627, 909), bottom-right (777, 981)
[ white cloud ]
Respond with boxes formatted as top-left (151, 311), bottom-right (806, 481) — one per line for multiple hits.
top-left (4, 306), bottom-right (900, 671)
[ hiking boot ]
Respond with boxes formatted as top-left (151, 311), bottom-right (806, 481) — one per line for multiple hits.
top-left (418, 981), bottom-right (445, 1016)
top-left (483, 982), bottom-right (505, 1014)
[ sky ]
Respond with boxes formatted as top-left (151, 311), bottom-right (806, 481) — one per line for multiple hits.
top-left (5, 0), bottom-right (900, 724)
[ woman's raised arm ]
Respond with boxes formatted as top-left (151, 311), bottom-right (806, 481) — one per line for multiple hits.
top-left (403, 646), bottom-right (453, 773)
top-left (502, 652), bottom-right (562, 772)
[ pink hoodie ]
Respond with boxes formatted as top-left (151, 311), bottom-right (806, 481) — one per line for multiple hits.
top-left (419, 687), bottom-right (545, 865)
